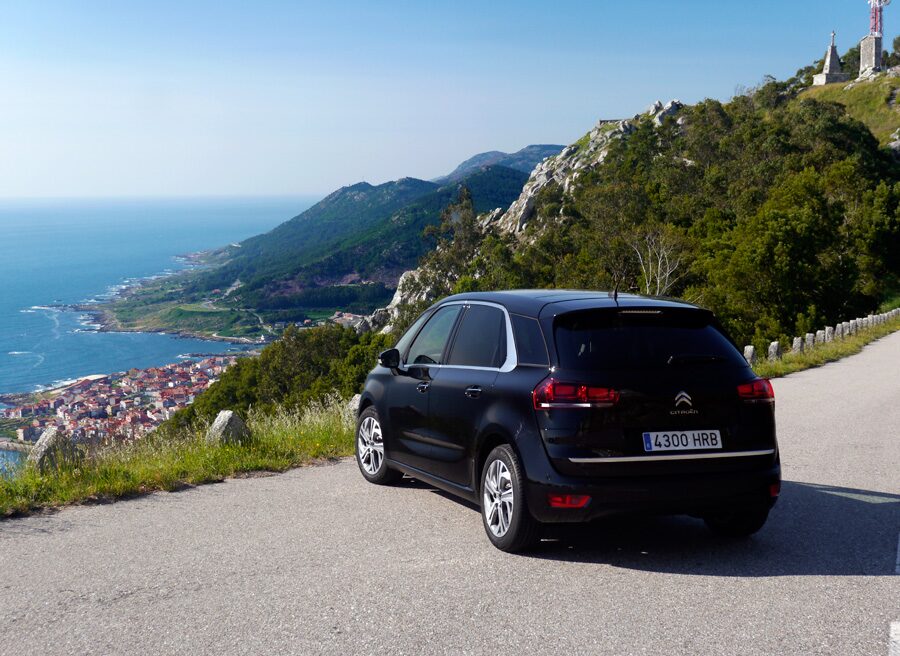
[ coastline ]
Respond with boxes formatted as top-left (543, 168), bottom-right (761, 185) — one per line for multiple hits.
top-left (61, 246), bottom-right (267, 346)
top-left (0, 439), bottom-right (31, 454)
top-left (69, 303), bottom-right (263, 345)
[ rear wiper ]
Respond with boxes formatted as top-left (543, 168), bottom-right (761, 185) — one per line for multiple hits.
top-left (667, 354), bottom-right (727, 365)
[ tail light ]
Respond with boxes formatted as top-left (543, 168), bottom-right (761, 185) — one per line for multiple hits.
top-left (533, 377), bottom-right (620, 410)
top-left (547, 493), bottom-right (591, 509)
top-left (737, 378), bottom-right (775, 403)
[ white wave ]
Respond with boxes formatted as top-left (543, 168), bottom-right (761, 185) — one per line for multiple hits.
top-left (19, 309), bottom-right (36, 314)
top-left (7, 351), bottom-right (32, 356)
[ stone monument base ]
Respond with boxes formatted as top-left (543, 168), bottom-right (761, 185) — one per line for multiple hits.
top-left (812, 72), bottom-right (850, 85)
top-left (859, 34), bottom-right (883, 77)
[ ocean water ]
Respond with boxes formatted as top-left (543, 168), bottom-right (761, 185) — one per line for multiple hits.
top-left (0, 196), bottom-right (317, 395)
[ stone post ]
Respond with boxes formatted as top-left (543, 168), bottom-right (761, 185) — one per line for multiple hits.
top-left (834, 324), bottom-right (843, 340)
top-left (805, 333), bottom-right (815, 350)
top-left (792, 337), bottom-right (804, 353)
top-left (815, 330), bottom-right (825, 345)
top-left (767, 341), bottom-right (782, 362)
top-left (743, 345), bottom-right (757, 366)
top-left (850, 319), bottom-right (858, 335)
top-left (825, 326), bottom-right (834, 342)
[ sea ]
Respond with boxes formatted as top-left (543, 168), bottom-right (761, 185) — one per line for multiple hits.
top-left (0, 196), bottom-right (317, 470)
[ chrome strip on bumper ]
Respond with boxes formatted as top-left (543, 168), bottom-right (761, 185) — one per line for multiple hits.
top-left (569, 448), bottom-right (776, 463)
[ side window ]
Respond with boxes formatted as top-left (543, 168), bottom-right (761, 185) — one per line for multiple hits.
top-left (405, 305), bottom-right (462, 365)
top-left (511, 314), bottom-right (549, 366)
top-left (394, 309), bottom-right (433, 357)
top-left (447, 305), bottom-right (507, 368)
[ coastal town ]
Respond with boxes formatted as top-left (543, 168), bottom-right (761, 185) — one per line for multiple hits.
top-left (0, 355), bottom-right (240, 446)
top-left (0, 310), bottom-right (370, 451)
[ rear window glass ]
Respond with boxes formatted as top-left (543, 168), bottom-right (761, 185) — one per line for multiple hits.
top-left (448, 305), bottom-right (506, 368)
top-left (554, 309), bottom-right (746, 371)
top-left (511, 314), bottom-right (549, 366)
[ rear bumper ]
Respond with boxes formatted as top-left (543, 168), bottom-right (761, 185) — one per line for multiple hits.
top-left (524, 462), bottom-right (781, 523)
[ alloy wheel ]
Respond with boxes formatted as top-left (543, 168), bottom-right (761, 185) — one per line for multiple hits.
top-left (358, 416), bottom-right (384, 475)
top-left (483, 459), bottom-right (514, 537)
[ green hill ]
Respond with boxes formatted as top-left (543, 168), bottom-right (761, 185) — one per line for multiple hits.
top-left (800, 73), bottom-right (900, 144)
top-left (433, 145), bottom-right (562, 183)
top-left (192, 176), bottom-right (439, 297)
top-left (398, 80), bottom-right (900, 348)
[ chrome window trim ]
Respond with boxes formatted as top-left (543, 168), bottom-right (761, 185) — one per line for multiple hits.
top-left (406, 300), bottom-right (518, 373)
top-left (568, 448), bottom-right (776, 463)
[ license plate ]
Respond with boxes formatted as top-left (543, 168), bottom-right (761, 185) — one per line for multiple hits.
top-left (642, 430), bottom-right (722, 452)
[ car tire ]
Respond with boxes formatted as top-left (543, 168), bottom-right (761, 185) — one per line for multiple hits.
top-left (480, 444), bottom-right (539, 553)
top-left (703, 505), bottom-right (770, 537)
top-left (355, 406), bottom-right (401, 485)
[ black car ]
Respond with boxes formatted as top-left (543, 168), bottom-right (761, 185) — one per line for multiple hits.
top-left (355, 290), bottom-right (780, 552)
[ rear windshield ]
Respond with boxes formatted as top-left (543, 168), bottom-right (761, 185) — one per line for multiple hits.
top-left (553, 309), bottom-right (747, 371)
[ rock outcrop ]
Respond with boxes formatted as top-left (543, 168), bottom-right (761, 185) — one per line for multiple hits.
top-left (205, 410), bottom-right (250, 445)
top-left (26, 427), bottom-right (79, 473)
top-left (490, 100), bottom-right (683, 235)
top-left (367, 269), bottom-right (434, 334)
top-left (363, 99), bottom-right (686, 333)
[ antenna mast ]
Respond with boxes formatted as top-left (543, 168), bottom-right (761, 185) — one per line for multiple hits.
top-left (870, 0), bottom-right (892, 37)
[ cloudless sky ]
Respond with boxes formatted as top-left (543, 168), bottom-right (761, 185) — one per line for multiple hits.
top-left (0, 1), bottom-right (888, 198)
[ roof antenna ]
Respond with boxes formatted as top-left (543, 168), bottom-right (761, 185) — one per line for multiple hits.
top-left (612, 278), bottom-right (620, 303)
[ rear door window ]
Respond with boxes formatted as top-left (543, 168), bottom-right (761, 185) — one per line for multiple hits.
top-left (447, 305), bottom-right (507, 368)
top-left (405, 305), bottom-right (462, 365)
top-left (554, 309), bottom-right (746, 371)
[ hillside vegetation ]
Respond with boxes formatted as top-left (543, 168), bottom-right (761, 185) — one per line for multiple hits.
top-left (801, 74), bottom-right (900, 143)
top-left (399, 79), bottom-right (900, 350)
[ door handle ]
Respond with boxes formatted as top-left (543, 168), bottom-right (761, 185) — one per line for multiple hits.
top-left (464, 385), bottom-right (482, 398)
top-left (416, 381), bottom-right (430, 393)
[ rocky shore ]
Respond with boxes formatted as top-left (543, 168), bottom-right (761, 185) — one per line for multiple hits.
top-left (0, 439), bottom-right (31, 453)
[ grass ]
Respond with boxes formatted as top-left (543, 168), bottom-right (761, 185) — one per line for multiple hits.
top-left (754, 314), bottom-right (900, 379)
top-left (0, 419), bottom-right (21, 440)
top-left (800, 74), bottom-right (900, 144)
top-left (0, 395), bottom-right (355, 517)
top-left (2, 313), bottom-right (897, 517)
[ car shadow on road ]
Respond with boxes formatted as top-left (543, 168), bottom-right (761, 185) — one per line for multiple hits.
top-left (407, 477), bottom-right (900, 575)
top-left (519, 481), bottom-right (900, 576)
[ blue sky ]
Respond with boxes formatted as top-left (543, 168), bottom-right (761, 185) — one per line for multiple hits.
top-left (0, 1), bottom-right (887, 197)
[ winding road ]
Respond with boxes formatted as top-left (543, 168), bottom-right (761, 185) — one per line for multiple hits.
top-left (2, 333), bottom-right (899, 655)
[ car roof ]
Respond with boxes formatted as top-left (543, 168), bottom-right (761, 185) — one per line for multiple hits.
top-left (435, 290), bottom-right (702, 318)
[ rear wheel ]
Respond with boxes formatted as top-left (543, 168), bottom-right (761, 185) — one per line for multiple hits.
top-left (480, 445), bottom-right (539, 553)
top-left (704, 505), bottom-right (770, 537)
top-left (355, 407), bottom-right (401, 485)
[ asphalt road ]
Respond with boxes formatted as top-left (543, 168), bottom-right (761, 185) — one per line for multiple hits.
top-left (2, 335), bottom-right (899, 656)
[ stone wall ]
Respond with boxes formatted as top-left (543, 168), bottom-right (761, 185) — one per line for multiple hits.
top-left (744, 308), bottom-right (900, 365)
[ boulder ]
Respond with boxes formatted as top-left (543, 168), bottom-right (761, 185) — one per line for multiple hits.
top-left (26, 427), bottom-right (78, 474)
top-left (347, 394), bottom-right (361, 417)
top-left (767, 341), bottom-right (782, 362)
top-left (205, 410), bottom-right (250, 445)
top-left (743, 345), bottom-right (757, 365)
top-left (792, 337), bottom-right (804, 353)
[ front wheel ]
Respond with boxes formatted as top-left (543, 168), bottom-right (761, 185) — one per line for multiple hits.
top-left (355, 407), bottom-right (401, 485)
top-left (480, 445), bottom-right (539, 553)
top-left (704, 505), bottom-right (770, 537)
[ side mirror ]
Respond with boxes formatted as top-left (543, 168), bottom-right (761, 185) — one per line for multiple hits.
top-left (378, 348), bottom-right (401, 370)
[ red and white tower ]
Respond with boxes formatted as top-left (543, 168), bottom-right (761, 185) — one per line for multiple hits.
top-left (869, 0), bottom-right (891, 37)
top-left (861, 0), bottom-right (891, 75)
